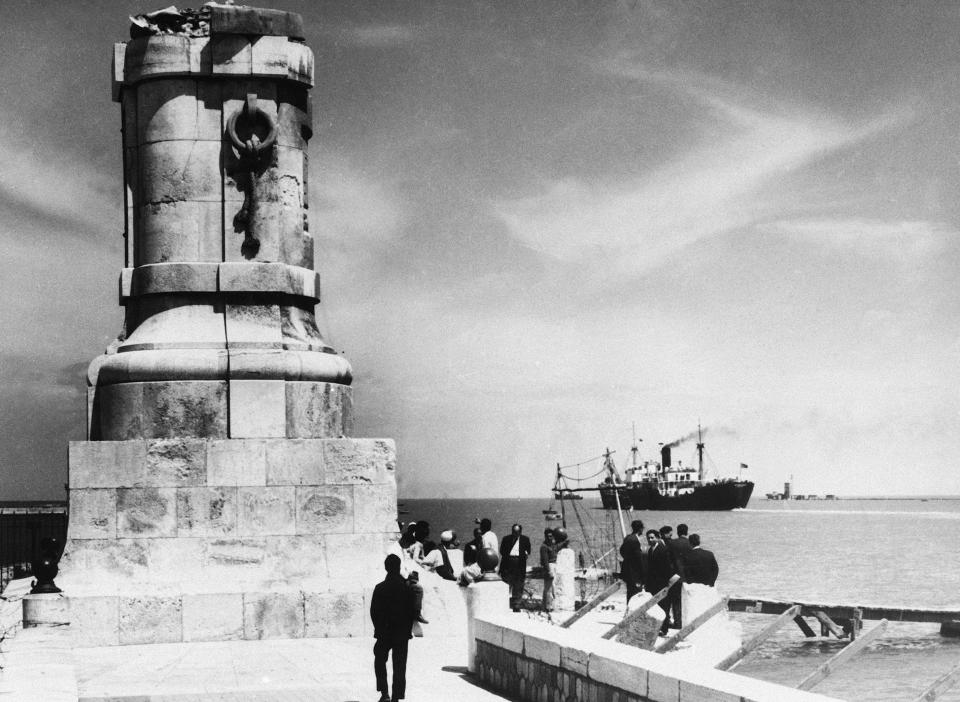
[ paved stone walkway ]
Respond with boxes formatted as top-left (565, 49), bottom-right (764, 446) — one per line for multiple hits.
top-left (74, 634), bottom-right (515, 702)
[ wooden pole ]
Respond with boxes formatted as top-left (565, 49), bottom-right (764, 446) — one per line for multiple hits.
top-left (796, 619), bottom-right (888, 691)
top-left (912, 659), bottom-right (960, 702)
top-left (560, 580), bottom-right (621, 628)
top-left (654, 597), bottom-right (729, 654)
top-left (601, 575), bottom-right (681, 640)
top-left (715, 604), bottom-right (801, 671)
top-left (794, 615), bottom-right (816, 637)
top-left (811, 610), bottom-right (845, 639)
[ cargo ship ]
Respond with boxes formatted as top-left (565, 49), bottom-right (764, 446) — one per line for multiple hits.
top-left (597, 425), bottom-right (753, 511)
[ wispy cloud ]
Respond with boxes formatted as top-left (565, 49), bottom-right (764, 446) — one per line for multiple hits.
top-left (492, 64), bottom-right (913, 275)
top-left (765, 217), bottom-right (955, 261)
top-left (329, 24), bottom-right (420, 49)
top-left (311, 153), bottom-right (409, 246)
top-left (0, 111), bottom-right (115, 234)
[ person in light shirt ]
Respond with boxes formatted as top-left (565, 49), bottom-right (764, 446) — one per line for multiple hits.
top-left (479, 518), bottom-right (498, 553)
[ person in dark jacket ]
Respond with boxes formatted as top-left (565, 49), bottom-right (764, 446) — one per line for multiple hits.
top-left (645, 529), bottom-right (678, 635)
top-left (661, 524), bottom-right (690, 627)
top-left (619, 519), bottom-right (645, 602)
top-left (672, 524), bottom-right (693, 569)
top-left (683, 534), bottom-right (719, 587)
top-left (463, 527), bottom-right (483, 565)
top-left (499, 523), bottom-right (532, 611)
top-left (370, 554), bottom-right (416, 702)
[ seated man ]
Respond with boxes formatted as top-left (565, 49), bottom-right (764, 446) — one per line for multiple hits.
top-left (419, 530), bottom-right (462, 581)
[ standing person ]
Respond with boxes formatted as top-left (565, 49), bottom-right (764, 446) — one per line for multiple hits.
top-left (370, 554), bottom-right (416, 702)
top-left (619, 519), bottom-right (645, 602)
top-left (499, 523), bottom-right (532, 612)
top-left (539, 528), bottom-right (558, 612)
top-left (463, 527), bottom-right (483, 566)
top-left (644, 529), bottom-right (678, 635)
top-left (660, 524), bottom-right (684, 626)
top-left (673, 524), bottom-right (693, 566)
top-left (683, 534), bottom-right (719, 586)
top-left (479, 518), bottom-right (498, 553)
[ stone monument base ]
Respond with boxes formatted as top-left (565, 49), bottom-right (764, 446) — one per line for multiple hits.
top-left (60, 436), bottom-right (397, 645)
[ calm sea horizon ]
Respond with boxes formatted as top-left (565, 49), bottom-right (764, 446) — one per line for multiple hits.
top-left (400, 496), bottom-right (960, 702)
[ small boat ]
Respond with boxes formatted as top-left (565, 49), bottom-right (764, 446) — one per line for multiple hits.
top-left (543, 510), bottom-right (564, 521)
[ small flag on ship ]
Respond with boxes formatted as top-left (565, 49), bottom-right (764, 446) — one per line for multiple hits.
top-left (740, 463), bottom-right (748, 469)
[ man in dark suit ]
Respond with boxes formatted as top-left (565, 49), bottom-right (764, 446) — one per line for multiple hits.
top-left (619, 519), bottom-right (645, 602)
top-left (645, 529), bottom-right (679, 635)
top-left (499, 523), bottom-right (532, 611)
top-left (663, 523), bottom-right (693, 626)
top-left (672, 524), bottom-right (693, 568)
top-left (370, 554), bottom-right (416, 702)
top-left (683, 534), bottom-right (719, 587)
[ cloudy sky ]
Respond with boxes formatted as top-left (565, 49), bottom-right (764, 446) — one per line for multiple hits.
top-left (2, 1), bottom-right (959, 500)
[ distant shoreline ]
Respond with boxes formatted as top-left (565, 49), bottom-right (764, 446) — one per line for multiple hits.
top-left (400, 495), bottom-right (960, 502)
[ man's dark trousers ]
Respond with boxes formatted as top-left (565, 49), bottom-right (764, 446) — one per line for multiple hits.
top-left (374, 637), bottom-right (408, 700)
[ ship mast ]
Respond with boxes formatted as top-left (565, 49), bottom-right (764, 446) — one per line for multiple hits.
top-left (556, 462), bottom-right (566, 528)
top-left (697, 421), bottom-right (705, 482)
top-left (604, 448), bottom-right (627, 540)
top-left (630, 422), bottom-right (641, 469)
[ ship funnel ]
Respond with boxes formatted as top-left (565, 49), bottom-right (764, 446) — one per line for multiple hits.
top-left (661, 445), bottom-right (671, 468)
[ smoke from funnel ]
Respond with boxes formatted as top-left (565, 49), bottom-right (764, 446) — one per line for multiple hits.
top-left (663, 425), bottom-right (738, 449)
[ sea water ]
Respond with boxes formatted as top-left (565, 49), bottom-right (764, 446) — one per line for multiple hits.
top-left (403, 496), bottom-right (960, 702)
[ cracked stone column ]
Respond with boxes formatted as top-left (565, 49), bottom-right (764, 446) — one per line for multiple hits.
top-left (58, 5), bottom-right (398, 646)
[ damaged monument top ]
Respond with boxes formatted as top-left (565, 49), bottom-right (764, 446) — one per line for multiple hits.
top-left (129, 3), bottom-right (305, 41)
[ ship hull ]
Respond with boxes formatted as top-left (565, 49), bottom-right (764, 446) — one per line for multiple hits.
top-left (624, 480), bottom-right (754, 511)
top-left (599, 485), bottom-right (632, 509)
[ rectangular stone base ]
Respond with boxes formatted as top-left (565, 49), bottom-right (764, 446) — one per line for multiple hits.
top-left (61, 437), bottom-right (397, 644)
top-left (68, 589), bottom-right (371, 647)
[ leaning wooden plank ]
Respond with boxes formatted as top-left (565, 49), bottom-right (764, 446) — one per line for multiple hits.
top-left (812, 610), bottom-right (846, 638)
top-left (601, 575), bottom-right (681, 640)
top-left (560, 580), bottom-right (621, 628)
top-left (911, 659), bottom-right (960, 702)
top-left (794, 615), bottom-right (817, 637)
top-left (654, 597), bottom-right (729, 654)
top-left (796, 619), bottom-right (888, 691)
top-left (715, 604), bottom-right (801, 671)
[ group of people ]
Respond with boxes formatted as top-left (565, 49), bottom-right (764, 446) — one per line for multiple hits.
top-left (370, 516), bottom-right (569, 700)
top-left (619, 520), bottom-right (719, 635)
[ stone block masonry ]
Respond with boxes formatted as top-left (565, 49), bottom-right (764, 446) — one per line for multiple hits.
top-left (61, 437), bottom-right (396, 646)
top-left (473, 615), bottom-right (845, 702)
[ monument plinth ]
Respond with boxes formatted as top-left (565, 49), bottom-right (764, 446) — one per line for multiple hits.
top-left (59, 5), bottom-right (398, 647)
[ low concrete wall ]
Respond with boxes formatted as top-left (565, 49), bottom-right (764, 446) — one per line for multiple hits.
top-left (473, 614), bottom-right (845, 702)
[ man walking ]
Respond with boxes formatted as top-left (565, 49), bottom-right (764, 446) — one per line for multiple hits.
top-left (371, 554), bottom-right (416, 702)
top-left (619, 519), bottom-right (645, 602)
top-left (683, 534), bottom-right (719, 586)
top-left (499, 523), bottom-right (531, 611)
